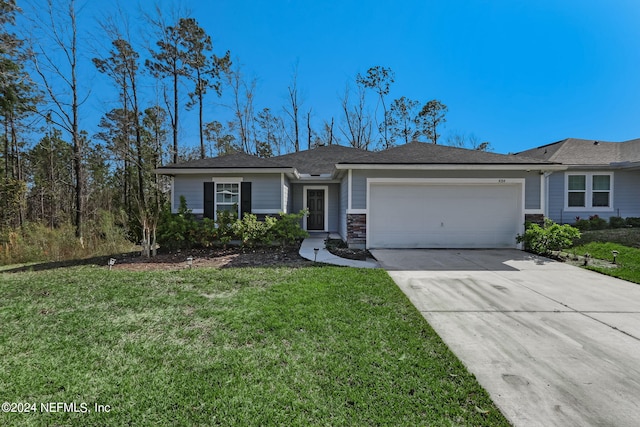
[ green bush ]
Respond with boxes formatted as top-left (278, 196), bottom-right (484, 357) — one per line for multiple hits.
top-left (626, 217), bottom-right (640, 228)
top-left (156, 201), bottom-right (309, 250)
top-left (516, 219), bottom-right (581, 256)
top-left (198, 218), bottom-right (218, 247)
top-left (272, 210), bottom-right (309, 246)
top-left (574, 215), bottom-right (608, 231)
top-left (233, 213), bottom-right (277, 247)
top-left (609, 216), bottom-right (626, 229)
top-left (215, 209), bottom-right (239, 246)
top-left (574, 219), bottom-right (591, 231)
top-left (157, 196), bottom-right (199, 250)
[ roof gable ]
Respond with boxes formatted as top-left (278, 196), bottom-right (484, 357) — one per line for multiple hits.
top-left (272, 145), bottom-right (368, 174)
top-left (517, 138), bottom-right (640, 165)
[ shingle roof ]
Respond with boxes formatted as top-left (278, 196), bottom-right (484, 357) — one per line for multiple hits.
top-left (343, 141), bottom-right (553, 165)
top-left (158, 141), bottom-right (558, 175)
top-left (273, 145), bottom-right (369, 174)
top-left (516, 138), bottom-right (640, 165)
top-left (159, 151), bottom-right (288, 169)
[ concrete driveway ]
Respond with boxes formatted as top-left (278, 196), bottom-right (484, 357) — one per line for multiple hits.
top-left (372, 249), bottom-right (640, 427)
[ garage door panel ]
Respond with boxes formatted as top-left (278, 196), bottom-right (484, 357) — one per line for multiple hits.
top-left (369, 183), bottom-right (522, 249)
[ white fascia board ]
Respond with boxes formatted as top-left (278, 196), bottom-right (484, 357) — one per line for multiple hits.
top-left (296, 177), bottom-right (342, 183)
top-left (335, 163), bottom-right (567, 171)
top-left (367, 177), bottom-right (526, 185)
top-left (155, 167), bottom-right (296, 175)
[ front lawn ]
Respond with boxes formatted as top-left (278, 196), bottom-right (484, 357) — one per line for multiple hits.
top-left (569, 242), bottom-right (640, 284)
top-left (0, 266), bottom-right (508, 426)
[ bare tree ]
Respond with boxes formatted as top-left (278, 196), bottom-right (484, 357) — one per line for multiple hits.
top-left (28, 0), bottom-right (86, 240)
top-left (445, 131), bottom-right (492, 151)
top-left (224, 63), bottom-right (257, 155)
top-left (284, 68), bottom-right (301, 152)
top-left (339, 83), bottom-right (372, 150)
top-left (357, 66), bottom-right (394, 148)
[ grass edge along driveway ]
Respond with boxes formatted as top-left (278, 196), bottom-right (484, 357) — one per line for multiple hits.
top-left (0, 265), bottom-right (509, 426)
top-left (570, 242), bottom-right (640, 284)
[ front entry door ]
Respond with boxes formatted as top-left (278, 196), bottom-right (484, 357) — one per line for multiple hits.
top-left (307, 189), bottom-right (325, 231)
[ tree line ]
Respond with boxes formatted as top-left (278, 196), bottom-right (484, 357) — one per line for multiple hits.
top-left (0, 0), bottom-right (488, 253)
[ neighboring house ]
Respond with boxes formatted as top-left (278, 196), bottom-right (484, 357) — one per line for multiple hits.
top-left (156, 142), bottom-right (564, 249)
top-left (517, 138), bottom-right (640, 224)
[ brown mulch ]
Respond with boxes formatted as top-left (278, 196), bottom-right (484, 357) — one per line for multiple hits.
top-left (325, 239), bottom-right (373, 261)
top-left (110, 245), bottom-right (313, 271)
top-left (1, 245), bottom-right (312, 274)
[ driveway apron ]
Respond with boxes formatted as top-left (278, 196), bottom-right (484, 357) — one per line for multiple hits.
top-left (372, 249), bottom-right (640, 427)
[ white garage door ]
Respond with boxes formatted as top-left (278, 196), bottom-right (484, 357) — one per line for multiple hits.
top-left (368, 181), bottom-right (523, 249)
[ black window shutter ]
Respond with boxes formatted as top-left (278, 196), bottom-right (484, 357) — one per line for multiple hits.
top-left (204, 182), bottom-right (214, 219)
top-left (240, 182), bottom-right (251, 217)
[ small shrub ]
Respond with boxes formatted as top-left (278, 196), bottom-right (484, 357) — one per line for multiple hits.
top-left (157, 196), bottom-right (199, 250)
top-left (626, 217), bottom-right (640, 228)
top-left (517, 219), bottom-right (581, 256)
top-left (215, 209), bottom-right (239, 246)
top-left (233, 213), bottom-right (277, 247)
top-left (575, 219), bottom-right (591, 231)
top-left (272, 210), bottom-right (309, 247)
top-left (588, 215), bottom-right (608, 230)
top-left (609, 216), bottom-right (626, 229)
top-left (574, 215), bottom-right (608, 231)
top-left (198, 218), bottom-right (218, 247)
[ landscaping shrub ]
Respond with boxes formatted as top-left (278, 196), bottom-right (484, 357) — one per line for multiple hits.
top-left (215, 209), bottom-right (239, 246)
top-left (156, 199), bottom-right (309, 250)
top-left (198, 218), bottom-right (218, 247)
top-left (517, 219), bottom-right (581, 256)
top-left (157, 196), bottom-right (200, 250)
top-left (233, 213), bottom-right (277, 247)
top-left (609, 216), bottom-right (626, 229)
top-left (626, 217), bottom-right (640, 228)
top-left (575, 215), bottom-right (608, 231)
top-left (271, 210), bottom-right (309, 246)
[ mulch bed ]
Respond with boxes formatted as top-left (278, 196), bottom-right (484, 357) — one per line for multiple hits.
top-left (111, 245), bottom-right (313, 271)
top-left (2, 245), bottom-right (312, 273)
top-left (325, 239), bottom-right (373, 261)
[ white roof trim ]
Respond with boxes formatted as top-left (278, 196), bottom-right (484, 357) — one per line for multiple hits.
top-left (335, 163), bottom-right (567, 171)
top-left (155, 167), bottom-right (297, 175)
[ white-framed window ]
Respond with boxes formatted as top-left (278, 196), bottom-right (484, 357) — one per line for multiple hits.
top-left (565, 172), bottom-right (613, 211)
top-left (216, 183), bottom-right (239, 215)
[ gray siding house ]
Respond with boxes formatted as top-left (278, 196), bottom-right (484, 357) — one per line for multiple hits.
top-left (157, 142), bottom-right (564, 249)
top-left (517, 138), bottom-right (640, 224)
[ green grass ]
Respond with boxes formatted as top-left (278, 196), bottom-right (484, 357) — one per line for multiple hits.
top-left (569, 242), bottom-right (640, 284)
top-left (0, 266), bottom-right (508, 426)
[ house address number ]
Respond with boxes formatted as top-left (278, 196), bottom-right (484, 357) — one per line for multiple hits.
top-left (498, 179), bottom-right (507, 183)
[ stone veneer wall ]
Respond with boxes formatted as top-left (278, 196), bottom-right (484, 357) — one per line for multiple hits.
top-left (346, 214), bottom-right (366, 249)
top-left (524, 213), bottom-right (545, 226)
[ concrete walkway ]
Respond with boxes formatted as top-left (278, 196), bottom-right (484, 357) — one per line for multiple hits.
top-left (298, 234), bottom-right (378, 268)
top-left (373, 249), bottom-right (640, 427)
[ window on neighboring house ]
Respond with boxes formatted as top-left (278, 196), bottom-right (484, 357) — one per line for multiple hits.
top-left (566, 173), bottom-right (612, 210)
top-left (567, 175), bottom-right (586, 207)
top-left (591, 175), bottom-right (611, 207)
top-left (216, 183), bottom-right (239, 215)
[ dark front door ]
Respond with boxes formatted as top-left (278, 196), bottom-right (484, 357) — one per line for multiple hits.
top-left (307, 189), bottom-right (325, 231)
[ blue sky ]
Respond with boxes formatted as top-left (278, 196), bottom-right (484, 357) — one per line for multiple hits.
top-left (25, 0), bottom-right (640, 154)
